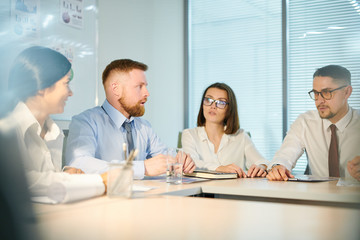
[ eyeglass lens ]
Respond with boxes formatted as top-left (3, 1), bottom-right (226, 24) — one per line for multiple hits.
top-left (203, 98), bottom-right (227, 109)
top-left (310, 90), bottom-right (332, 100)
top-left (309, 85), bottom-right (347, 100)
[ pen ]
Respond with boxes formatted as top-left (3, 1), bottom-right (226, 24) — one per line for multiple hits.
top-left (126, 149), bottom-right (139, 166)
top-left (123, 143), bottom-right (127, 161)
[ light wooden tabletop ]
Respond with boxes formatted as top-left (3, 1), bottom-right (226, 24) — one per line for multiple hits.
top-left (33, 195), bottom-right (360, 240)
top-left (198, 177), bottom-right (360, 205)
top-left (32, 177), bottom-right (360, 240)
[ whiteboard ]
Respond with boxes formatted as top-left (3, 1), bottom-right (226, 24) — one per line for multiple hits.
top-left (0, 0), bottom-right (99, 121)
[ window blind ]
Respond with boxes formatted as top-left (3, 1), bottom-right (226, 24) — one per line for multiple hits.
top-left (188, 0), bottom-right (360, 174)
top-left (288, 0), bottom-right (360, 174)
top-left (188, 0), bottom-right (283, 162)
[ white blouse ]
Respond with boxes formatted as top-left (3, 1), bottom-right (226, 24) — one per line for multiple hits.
top-left (0, 102), bottom-right (104, 203)
top-left (182, 127), bottom-right (268, 171)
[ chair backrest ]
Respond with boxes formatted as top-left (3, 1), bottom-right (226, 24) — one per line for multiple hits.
top-left (62, 129), bottom-right (69, 168)
top-left (0, 130), bottom-right (38, 240)
top-left (304, 150), bottom-right (311, 175)
top-left (177, 131), bottom-right (182, 149)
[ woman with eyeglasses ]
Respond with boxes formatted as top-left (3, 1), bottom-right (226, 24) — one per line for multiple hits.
top-left (1, 46), bottom-right (107, 203)
top-left (182, 82), bottom-right (268, 178)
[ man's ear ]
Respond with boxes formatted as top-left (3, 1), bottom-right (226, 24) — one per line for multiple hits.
top-left (111, 81), bottom-right (123, 97)
top-left (344, 85), bottom-right (353, 100)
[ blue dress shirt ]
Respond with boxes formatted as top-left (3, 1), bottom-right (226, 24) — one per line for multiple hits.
top-left (65, 100), bottom-right (168, 179)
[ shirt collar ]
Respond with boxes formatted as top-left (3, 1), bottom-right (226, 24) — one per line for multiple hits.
top-left (198, 126), bottom-right (233, 142)
top-left (323, 106), bottom-right (352, 133)
top-left (102, 99), bottom-right (134, 129)
top-left (12, 102), bottom-right (41, 137)
top-left (11, 102), bottom-right (61, 139)
top-left (335, 106), bottom-right (352, 132)
top-left (43, 117), bottom-right (61, 141)
top-left (198, 127), bottom-right (208, 141)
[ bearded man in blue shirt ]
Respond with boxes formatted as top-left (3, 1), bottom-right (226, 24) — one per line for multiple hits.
top-left (66, 59), bottom-right (195, 179)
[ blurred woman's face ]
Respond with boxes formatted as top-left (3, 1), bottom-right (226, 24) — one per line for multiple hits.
top-left (203, 87), bottom-right (228, 125)
top-left (43, 72), bottom-right (73, 114)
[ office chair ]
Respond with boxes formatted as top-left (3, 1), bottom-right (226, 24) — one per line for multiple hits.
top-left (62, 129), bottom-right (69, 168)
top-left (0, 129), bottom-right (38, 240)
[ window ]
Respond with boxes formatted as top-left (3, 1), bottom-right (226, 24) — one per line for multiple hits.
top-left (187, 0), bottom-right (283, 163)
top-left (288, 0), bottom-right (360, 173)
top-left (188, 0), bottom-right (360, 174)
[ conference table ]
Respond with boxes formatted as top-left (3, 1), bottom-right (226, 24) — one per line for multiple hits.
top-left (32, 177), bottom-right (360, 240)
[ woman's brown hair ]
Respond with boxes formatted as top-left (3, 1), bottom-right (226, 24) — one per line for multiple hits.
top-left (197, 82), bottom-right (240, 134)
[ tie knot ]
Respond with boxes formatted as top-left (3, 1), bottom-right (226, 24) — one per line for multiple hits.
top-left (123, 121), bottom-right (132, 133)
top-left (330, 124), bottom-right (337, 132)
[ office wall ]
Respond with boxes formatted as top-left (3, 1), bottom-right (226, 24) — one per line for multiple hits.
top-left (98, 0), bottom-right (185, 148)
top-left (0, 0), bottom-right (185, 148)
top-left (0, 0), bottom-right (98, 119)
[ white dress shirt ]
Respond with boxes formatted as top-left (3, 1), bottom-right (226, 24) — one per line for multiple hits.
top-left (270, 107), bottom-right (360, 178)
top-left (182, 127), bottom-right (268, 171)
top-left (0, 102), bottom-right (104, 201)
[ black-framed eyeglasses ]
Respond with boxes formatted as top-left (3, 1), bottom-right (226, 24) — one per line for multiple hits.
top-left (203, 97), bottom-right (228, 109)
top-left (308, 85), bottom-right (347, 100)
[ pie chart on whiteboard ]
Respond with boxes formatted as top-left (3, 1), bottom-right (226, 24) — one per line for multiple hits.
top-left (62, 12), bottom-right (70, 24)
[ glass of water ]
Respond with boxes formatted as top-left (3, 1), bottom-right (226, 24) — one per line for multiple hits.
top-left (166, 148), bottom-right (183, 184)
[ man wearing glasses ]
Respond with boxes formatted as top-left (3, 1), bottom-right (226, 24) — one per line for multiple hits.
top-left (267, 65), bottom-right (360, 181)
